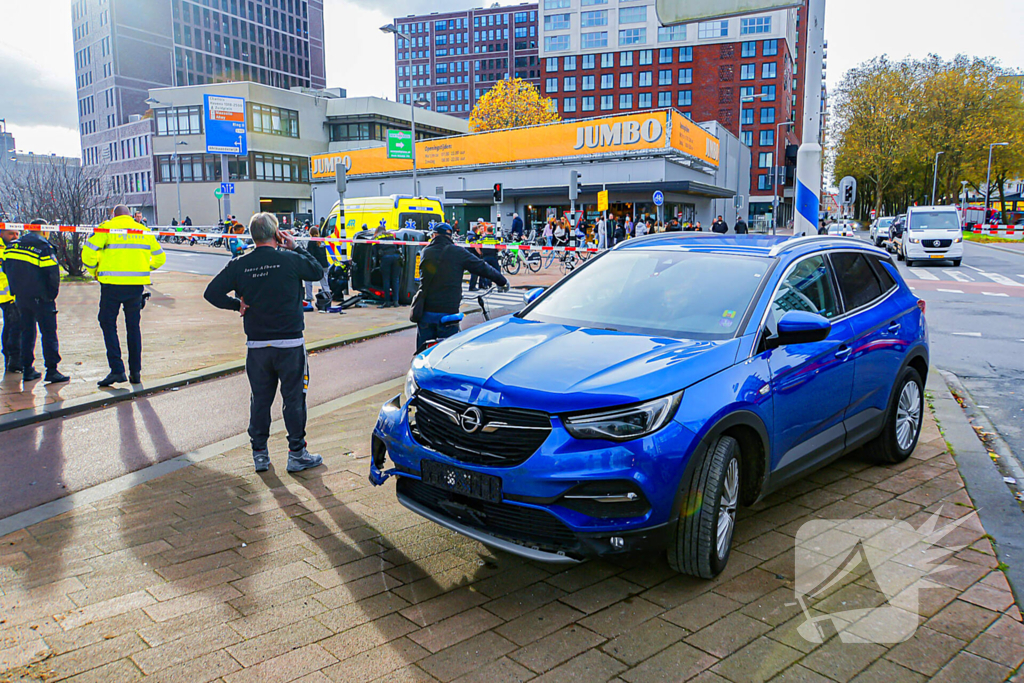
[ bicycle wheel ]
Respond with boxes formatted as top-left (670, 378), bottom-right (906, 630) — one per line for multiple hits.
top-left (526, 252), bottom-right (542, 273)
top-left (505, 251), bottom-right (521, 276)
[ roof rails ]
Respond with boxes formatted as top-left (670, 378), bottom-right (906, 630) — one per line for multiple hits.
top-left (767, 234), bottom-right (889, 257)
top-left (611, 232), bottom-right (727, 249)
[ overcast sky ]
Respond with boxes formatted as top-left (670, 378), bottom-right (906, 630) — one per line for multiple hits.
top-left (2, 0), bottom-right (1022, 158)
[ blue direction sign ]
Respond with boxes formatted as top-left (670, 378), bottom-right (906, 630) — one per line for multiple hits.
top-left (653, 190), bottom-right (664, 206)
top-left (220, 182), bottom-right (235, 195)
top-left (204, 94), bottom-right (247, 156)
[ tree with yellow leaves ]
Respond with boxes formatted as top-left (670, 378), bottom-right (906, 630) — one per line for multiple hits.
top-left (468, 78), bottom-right (560, 132)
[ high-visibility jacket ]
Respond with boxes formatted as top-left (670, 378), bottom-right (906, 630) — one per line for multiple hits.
top-left (83, 215), bottom-right (166, 285)
top-left (3, 232), bottom-right (61, 301)
top-left (0, 242), bottom-right (14, 304)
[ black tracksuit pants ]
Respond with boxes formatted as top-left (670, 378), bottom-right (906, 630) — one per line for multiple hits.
top-left (246, 345), bottom-right (308, 453)
top-left (98, 284), bottom-right (144, 376)
top-left (1, 301), bottom-right (21, 369)
top-left (380, 254), bottom-right (402, 305)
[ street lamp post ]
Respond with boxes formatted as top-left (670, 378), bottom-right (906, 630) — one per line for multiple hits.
top-left (960, 180), bottom-right (969, 225)
top-left (381, 24), bottom-right (419, 197)
top-left (737, 92), bottom-right (770, 226)
top-left (773, 121), bottom-right (795, 235)
top-left (931, 151), bottom-right (944, 206)
top-left (145, 97), bottom-right (186, 223)
top-left (985, 142), bottom-right (1009, 220)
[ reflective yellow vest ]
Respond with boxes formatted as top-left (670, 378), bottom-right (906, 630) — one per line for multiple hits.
top-left (0, 242), bottom-right (13, 304)
top-left (83, 215), bottom-right (166, 285)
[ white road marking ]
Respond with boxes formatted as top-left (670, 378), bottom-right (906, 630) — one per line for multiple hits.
top-left (907, 268), bottom-right (939, 281)
top-left (952, 332), bottom-right (982, 337)
top-left (983, 292), bottom-right (1010, 297)
top-left (966, 265), bottom-right (985, 272)
top-left (977, 272), bottom-right (1022, 287)
top-left (946, 271), bottom-right (973, 283)
top-left (937, 289), bottom-right (964, 294)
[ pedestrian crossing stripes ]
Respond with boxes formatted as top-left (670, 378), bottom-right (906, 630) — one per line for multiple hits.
top-left (902, 269), bottom-right (1024, 285)
top-left (462, 285), bottom-right (528, 311)
top-left (907, 268), bottom-right (939, 281)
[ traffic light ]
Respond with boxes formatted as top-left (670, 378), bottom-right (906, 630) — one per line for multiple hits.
top-left (843, 183), bottom-right (854, 205)
top-left (569, 170), bottom-right (582, 201)
top-left (493, 182), bottom-right (503, 204)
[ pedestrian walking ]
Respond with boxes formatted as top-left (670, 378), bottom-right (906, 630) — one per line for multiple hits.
top-left (304, 226), bottom-right (332, 306)
top-left (83, 205), bottom-right (166, 387)
top-left (0, 227), bottom-right (23, 374)
top-left (511, 213), bottom-right (524, 241)
top-left (635, 218), bottom-right (647, 237)
top-left (596, 215), bottom-right (608, 250)
top-left (374, 222), bottom-right (403, 307)
top-left (712, 215), bottom-right (729, 234)
top-left (613, 219), bottom-right (625, 245)
top-left (542, 220), bottom-right (553, 247)
top-left (625, 216), bottom-right (633, 239)
top-left (734, 216), bottom-right (749, 235)
top-left (204, 212), bottom-right (325, 474)
top-left (2, 222), bottom-right (69, 383)
top-left (413, 223), bottom-right (508, 351)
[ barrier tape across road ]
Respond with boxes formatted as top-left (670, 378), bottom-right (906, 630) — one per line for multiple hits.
top-left (967, 224), bottom-right (1022, 235)
top-left (0, 223), bottom-right (603, 253)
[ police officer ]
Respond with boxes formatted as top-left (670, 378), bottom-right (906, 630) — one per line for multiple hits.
top-left (374, 220), bottom-right (402, 308)
top-left (83, 205), bottom-right (166, 387)
top-left (468, 223), bottom-right (501, 291)
top-left (2, 223), bottom-right (69, 383)
top-left (0, 227), bottom-right (22, 373)
top-left (416, 223), bottom-right (508, 350)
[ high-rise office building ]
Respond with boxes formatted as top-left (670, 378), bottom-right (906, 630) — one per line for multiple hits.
top-left (537, 0), bottom-right (816, 222)
top-left (391, 3), bottom-right (541, 119)
top-left (72, 0), bottom-right (326, 159)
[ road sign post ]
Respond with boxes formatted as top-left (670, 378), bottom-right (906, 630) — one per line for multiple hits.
top-left (386, 130), bottom-right (413, 160)
top-left (205, 95), bottom-right (246, 222)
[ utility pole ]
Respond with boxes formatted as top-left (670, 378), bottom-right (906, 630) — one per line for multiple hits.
top-left (931, 151), bottom-right (944, 205)
top-left (793, 0), bottom-right (826, 236)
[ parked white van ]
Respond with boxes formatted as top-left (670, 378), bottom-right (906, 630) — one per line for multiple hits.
top-left (896, 205), bottom-right (963, 267)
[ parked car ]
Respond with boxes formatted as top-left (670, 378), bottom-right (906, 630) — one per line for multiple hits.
top-left (886, 215), bottom-right (907, 254)
top-left (896, 205), bottom-right (963, 267)
top-left (828, 222), bottom-right (856, 238)
top-left (870, 217), bottom-right (895, 246)
top-left (370, 235), bottom-right (928, 578)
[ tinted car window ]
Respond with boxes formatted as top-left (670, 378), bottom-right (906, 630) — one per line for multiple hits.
top-left (772, 255), bottom-right (839, 319)
top-left (831, 253), bottom-right (883, 311)
top-left (867, 255), bottom-right (897, 291)
top-left (524, 251), bottom-right (769, 340)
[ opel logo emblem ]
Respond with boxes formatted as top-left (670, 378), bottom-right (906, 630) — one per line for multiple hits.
top-left (460, 407), bottom-right (483, 434)
top-left (932, 240), bottom-right (940, 247)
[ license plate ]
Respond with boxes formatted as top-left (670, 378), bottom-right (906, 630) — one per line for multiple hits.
top-left (420, 460), bottom-right (502, 503)
top-left (929, 254), bottom-right (945, 258)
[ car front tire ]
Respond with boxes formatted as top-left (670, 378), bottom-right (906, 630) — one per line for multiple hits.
top-left (862, 366), bottom-right (924, 465)
top-left (668, 435), bottom-right (741, 579)
top-left (952, 259), bottom-right (962, 267)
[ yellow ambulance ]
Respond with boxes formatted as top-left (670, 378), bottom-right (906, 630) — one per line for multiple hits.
top-left (323, 195), bottom-right (445, 264)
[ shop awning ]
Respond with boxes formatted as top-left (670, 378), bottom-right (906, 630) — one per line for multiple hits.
top-left (444, 179), bottom-right (735, 203)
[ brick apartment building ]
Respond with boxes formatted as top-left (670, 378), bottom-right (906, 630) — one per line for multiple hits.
top-left (391, 3), bottom-right (541, 117)
top-left (535, 0), bottom-right (815, 222)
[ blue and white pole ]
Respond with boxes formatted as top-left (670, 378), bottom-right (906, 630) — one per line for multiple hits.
top-left (794, 0), bottom-right (826, 237)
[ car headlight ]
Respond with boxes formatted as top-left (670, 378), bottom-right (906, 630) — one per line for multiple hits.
top-left (563, 392), bottom-right (682, 441)
top-left (909, 238), bottom-right (920, 243)
top-left (403, 369), bottom-right (418, 404)
top-left (955, 236), bottom-right (962, 243)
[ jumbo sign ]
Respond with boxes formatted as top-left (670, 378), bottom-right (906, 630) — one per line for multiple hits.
top-left (310, 110), bottom-right (720, 179)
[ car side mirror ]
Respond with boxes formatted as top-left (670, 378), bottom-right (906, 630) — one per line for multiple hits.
top-left (766, 311), bottom-right (832, 350)
top-left (525, 287), bottom-right (545, 304)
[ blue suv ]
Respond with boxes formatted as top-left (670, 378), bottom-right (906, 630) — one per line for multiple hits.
top-left (370, 235), bottom-right (928, 578)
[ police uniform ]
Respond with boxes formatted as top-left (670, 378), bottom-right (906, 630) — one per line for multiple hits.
top-left (2, 232), bottom-right (66, 381)
top-left (0, 236), bottom-right (23, 372)
top-left (468, 230), bottom-right (501, 291)
top-left (82, 214), bottom-right (166, 384)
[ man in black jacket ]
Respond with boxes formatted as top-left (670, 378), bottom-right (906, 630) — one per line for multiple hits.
top-left (416, 223), bottom-right (508, 350)
top-left (2, 228), bottom-right (69, 383)
top-left (734, 217), bottom-right (749, 234)
top-left (204, 212), bottom-right (325, 474)
top-left (711, 215), bottom-right (729, 234)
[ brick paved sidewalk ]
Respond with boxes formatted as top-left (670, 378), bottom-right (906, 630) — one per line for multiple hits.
top-left (1, 391), bottom-right (1021, 682)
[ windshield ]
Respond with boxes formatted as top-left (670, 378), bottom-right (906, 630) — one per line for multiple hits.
top-left (879, 218), bottom-right (893, 227)
top-left (523, 250), bottom-right (769, 340)
top-left (909, 211), bottom-right (960, 231)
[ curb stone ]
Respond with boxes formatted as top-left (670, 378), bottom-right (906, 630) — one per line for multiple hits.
top-left (928, 367), bottom-right (1024, 611)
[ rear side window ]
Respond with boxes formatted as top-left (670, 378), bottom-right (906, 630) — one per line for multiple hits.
top-left (867, 255), bottom-right (897, 292)
top-left (831, 253), bottom-right (883, 311)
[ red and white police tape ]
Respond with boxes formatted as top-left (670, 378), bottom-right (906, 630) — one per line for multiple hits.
top-left (967, 224), bottom-right (1022, 235)
top-left (0, 223), bottom-right (603, 253)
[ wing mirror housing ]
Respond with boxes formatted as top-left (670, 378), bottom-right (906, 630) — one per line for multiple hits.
top-left (766, 311), bottom-right (832, 350)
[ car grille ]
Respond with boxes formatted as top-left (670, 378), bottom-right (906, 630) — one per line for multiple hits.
top-left (410, 390), bottom-right (551, 467)
top-left (924, 239), bottom-right (953, 249)
top-left (398, 477), bottom-right (577, 550)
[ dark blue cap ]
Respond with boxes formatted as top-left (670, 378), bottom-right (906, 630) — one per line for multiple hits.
top-left (434, 222), bottom-right (454, 233)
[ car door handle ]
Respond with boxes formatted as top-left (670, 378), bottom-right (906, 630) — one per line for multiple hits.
top-left (887, 322), bottom-right (901, 334)
top-left (835, 346), bottom-right (852, 360)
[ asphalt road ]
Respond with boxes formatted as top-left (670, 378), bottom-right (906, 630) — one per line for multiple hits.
top-left (162, 246), bottom-right (231, 275)
top-left (887, 238), bottom-right (1024, 464)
